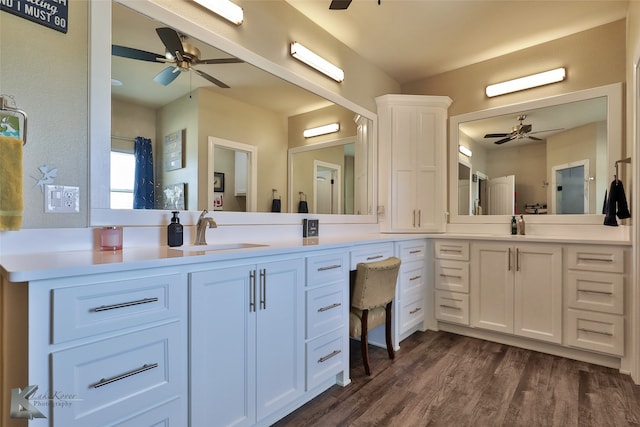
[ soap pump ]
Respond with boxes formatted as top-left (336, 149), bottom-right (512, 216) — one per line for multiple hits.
top-left (167, 211), bottom-right (183, 247)
top-left (518, 215), bottom-right (525, 235)
top-left (511, 215), bottom-right (517, 235)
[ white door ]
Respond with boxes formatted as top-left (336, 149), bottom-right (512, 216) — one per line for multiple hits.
top-left (513, 244), bottom-right (562, 343)
top-left (314, 161), bottom-right (341, 214)
top-left (487, 175), bottom-right (515, 215)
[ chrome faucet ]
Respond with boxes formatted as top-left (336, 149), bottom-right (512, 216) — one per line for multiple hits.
top-left (195, 209), bottom-right (217, 245)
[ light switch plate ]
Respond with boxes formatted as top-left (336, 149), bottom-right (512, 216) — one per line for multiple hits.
top-left (45, 185), bottom-right (79, 213)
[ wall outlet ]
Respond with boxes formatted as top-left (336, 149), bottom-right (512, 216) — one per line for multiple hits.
top-left (45, 185), bottom-right (79, 213)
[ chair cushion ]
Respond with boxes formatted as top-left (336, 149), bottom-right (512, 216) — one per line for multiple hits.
top-left (351, 257), bottom-right (401, 310)
top-left (349, 306), bottom-right (387, 338)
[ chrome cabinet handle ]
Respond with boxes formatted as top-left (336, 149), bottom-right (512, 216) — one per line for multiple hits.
top-left (366, 255), bottom-right (383, 261)
top-left (410, 275), bottom-right (422, 281)
top-left (441, 249), bottom-right (462, 253)
top-left (508, 248), bottom-right (512, 271)
top-left (577, 256), bottom-right (613, 263)
top-left (318, 303), bottom-right (342, 312)
top-left (91, 297), bottom-right (158, 312)
top-left (90, 363), bottom-right (158, 388)
top-left (439, 273), bottom-right (461, 279)
top-left (413, 209), bottom-right (416, 227)
top-left (578, 328), bottom-right (613, 337)
top-left (249, 270), bottom-right (256, 312)
top-left (409, 307), bottom-right (422, 314)
top-left (439, 304), bottom-right (462, 310)
top-left (318, 349), bottom-right (341, 363)
top-left (516, 248), bottom-right (520, 272)
top-left (259, 269), bottom-right (266, 310)
top-left (318, 264), bottom-right (341, 271)
top-left (418, 210), bottom-right (421, 228)
top-left (409, 250), bottom-right (422, 254)
top-left (578, 289), bottom-right (614, 296)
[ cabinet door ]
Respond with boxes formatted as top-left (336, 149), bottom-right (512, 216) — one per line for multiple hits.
top-left (390, 105), bottom-right (419, 231)
top-left (255, 259), bottom-right (305, 422)
top-left (470, 242), bottom-right (514, 334)
top-left (513, 244), bottom-right (562, 343)
top-left (190, 265), bottom-right (256, 427)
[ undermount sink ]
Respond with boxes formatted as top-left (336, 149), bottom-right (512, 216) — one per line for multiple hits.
top-left (172, 243), bottom-right (268, 252)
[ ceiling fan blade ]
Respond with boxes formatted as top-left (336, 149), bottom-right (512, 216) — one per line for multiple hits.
top-left (485, 133), bottom-right (510, 138)
top-left (153, 66), bottom-right (181, 86)
top-left (528, 136), bottom-right (543, 141)
top-left (494, 136), bottom-right (514, 145)
top-left (112, 45), bottom-right (164, 63)
top-left (156, 27), bottom-right (184, 60)
top-left (329, 0), bottom-right (352, 9)
top-left (520, 124), bottom-right (532, 133)
top-left (193, 68), bottom-right (230, 88)
top-left (196, 57), bottom-right (244, 65)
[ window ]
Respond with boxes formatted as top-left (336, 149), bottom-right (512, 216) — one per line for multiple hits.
top-left (110, 151), bottom-right (135, 209)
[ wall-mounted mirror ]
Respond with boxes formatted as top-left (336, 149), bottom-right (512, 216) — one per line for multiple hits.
top-left (93, 1), bottom-right (375, 224)
top-left (449, 83), bottom-right (622, 224)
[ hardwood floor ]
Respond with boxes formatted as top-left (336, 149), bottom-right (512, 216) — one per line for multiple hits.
top-left (275, 331), bottom-right (640, 427)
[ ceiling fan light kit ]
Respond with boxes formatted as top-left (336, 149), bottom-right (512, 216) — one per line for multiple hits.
top-left (485, 67), bottom-right (566, 97)
top-left (191, 0), bottom-right (244, 25)
top-left (304, 123), bottom-right (340, 138)
top-left (290, 42), bottom-right (345, 82)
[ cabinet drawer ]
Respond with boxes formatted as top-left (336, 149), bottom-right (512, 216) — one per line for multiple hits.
top-left (306, 252), bottom-right (348, 287)
top-left (306, 330), bottom-right (344, 391)
top-left (567, 246), bottom-right (624, 273)
top-left (435, 290), bottom-right (469, 325)
top-left (399, 261), bottom-right (426, 302)
top-left (112, 397), bottom-right (183, 427)
top-left (350, 243), bottom-right (394, 269)
top-left (566, 309), bottom-right (624, 356)
top-left (399, 296), bottom-right (426, 333)
top-left (567, 271), bottom-right (623, 315)
top-left (397, 240), bottom-right (427, 262)
top-left (435, 259), bottom-right (469, 293)
top-left (306, 283), bottom-right (344, 339)
top-left (52, 322), bottom-right (183, 427)
top-left (52, 274), bottom-right (182, 344)
top-left (435, 240), bottom-right (469, 261)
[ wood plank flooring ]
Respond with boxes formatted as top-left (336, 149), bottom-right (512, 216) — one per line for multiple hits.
top-left (274, 331), bottom-right (640, 427)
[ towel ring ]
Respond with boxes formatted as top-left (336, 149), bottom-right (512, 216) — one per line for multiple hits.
top-left (0, 95), bottom-right (27, 145)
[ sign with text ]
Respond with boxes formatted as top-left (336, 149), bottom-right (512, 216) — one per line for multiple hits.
top-left (0, 0), bottom-right (68, 34)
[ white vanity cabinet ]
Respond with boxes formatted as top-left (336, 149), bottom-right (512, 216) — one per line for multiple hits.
top-left (396, 240), bottom-right (428, 341)
top-left (470, 242), bottom-right (562, 344)
top-left (189, 257), bottom-right (305, 427)
top-left (565, 245), bottom-right (625, 356)
top-left (376, 94), bottom-right (452, 233)
top-left (434, 240), bottom-right (470, 325)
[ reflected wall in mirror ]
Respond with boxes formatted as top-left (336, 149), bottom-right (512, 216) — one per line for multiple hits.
top-left (109, 1), bottom-right (373, 215)
top-left (450, 83), bottom-right (622, 223)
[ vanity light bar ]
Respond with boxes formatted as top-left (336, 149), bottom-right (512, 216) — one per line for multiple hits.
top-left (290, 42), bottom-right (344, 83)
top-left (458, 145), bottom-right (472, 157)
top-left (304, 123), bottom-right (340, 138)
top-left (486, 67), bottom-right (566, 97)
top-left (192, 0), bottom-right (244, 25)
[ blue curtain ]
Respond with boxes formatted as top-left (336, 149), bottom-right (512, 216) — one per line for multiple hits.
top-left (133, 136), bottom-right (155, 209)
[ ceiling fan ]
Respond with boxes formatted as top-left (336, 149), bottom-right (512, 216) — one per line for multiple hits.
top-left (484, 114), bottom-right (562, 145)
top-left (329, 0), bottom-right (380, 10)
top-left (112, 27), bottom-right (243, 88)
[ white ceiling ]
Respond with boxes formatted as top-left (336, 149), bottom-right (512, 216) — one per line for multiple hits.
top-left (285, 0), bottom-right (629, 85)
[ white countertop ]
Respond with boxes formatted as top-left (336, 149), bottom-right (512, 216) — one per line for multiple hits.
top-left (0, 233), bottom-right (423, 283)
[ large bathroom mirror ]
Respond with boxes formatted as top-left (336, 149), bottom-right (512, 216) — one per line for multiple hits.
top-left (90, 0), bottom-right (376, 226)
top-left (449, 83), bottom-right (622, 224)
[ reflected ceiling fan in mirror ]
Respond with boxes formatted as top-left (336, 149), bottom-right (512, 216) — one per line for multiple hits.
top-left (329, 0), bottom-right (380, 10)
top-left (112, 27), bottom-right (243, 88)
top-left (484, 114), bottom-right (563, 145)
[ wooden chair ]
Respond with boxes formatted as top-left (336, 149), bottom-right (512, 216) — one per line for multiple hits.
top-left (349, 257), bottom-right (401, 375)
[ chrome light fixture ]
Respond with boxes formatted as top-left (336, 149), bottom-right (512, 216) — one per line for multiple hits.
top-left (192, 0), bottom-right (244, 25)
top-left (486, 67), bottom-right (566, 97)
top-left (458, 145), bottom-right (472, 157)
top-left (304, 123), bottom-right (340, 138)
top-left (290, 42), bottom-right (344, 82)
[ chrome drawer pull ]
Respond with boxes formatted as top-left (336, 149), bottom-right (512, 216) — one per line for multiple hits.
top-left (439, 304), bottom-right (462, 310)
top-left (249, 270), bottom-right (256, 312)
top-left (441, 249), bottom-right (462, 253)
top-left (91, 297), bottom-right (158, 312)
top-left (578, 289), bottom-right (614, 296)
top-left (317, 264), bottom-right (341, 271)
top-left (410, 275), bottom-right (422, 281)
top-left (318, 349), bottom-right (341, 363)
top-left (366, 255), bottom-right (384, 261)
top-left (409, 307), bottom-right (422, 314)
top-left (577, 257), bottom-right (613, 263)
top-left (578, 328), bottom-right (613, 337)
top-left (409, 250), bottom-right (422, 254)
top-left (318, 302), bottom-right (342, 312)
top-left (439, 273), bottom-right (461, 278)
top-left (90, 363), bottom-right (158, 388)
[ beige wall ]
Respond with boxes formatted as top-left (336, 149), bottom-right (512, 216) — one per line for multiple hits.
top-left (403, 20), bottom-right (626, 117)
top-left (288, 104), bottom-right (358, 149)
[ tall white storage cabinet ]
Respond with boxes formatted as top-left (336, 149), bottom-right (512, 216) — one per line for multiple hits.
top-left (376, 95), bottom-right (452, 232)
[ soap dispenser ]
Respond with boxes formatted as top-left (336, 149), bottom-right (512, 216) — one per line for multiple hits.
top-left (511, 215), bottom-right (517, 235)
top-left (518, 215), bottom-right (525, 235)
top-left (168, 211), bottom-right (183, 247)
